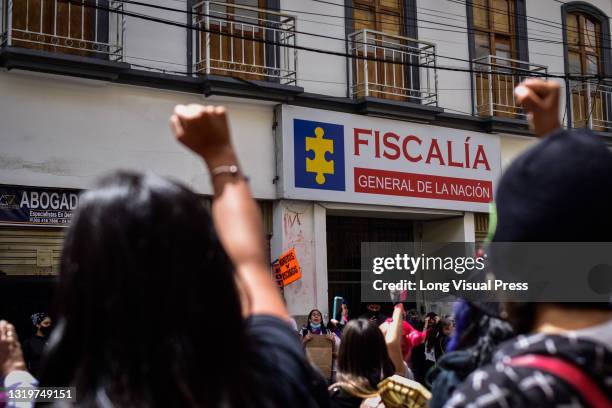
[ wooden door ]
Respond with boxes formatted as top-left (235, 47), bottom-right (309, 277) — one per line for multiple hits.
top-left (566, 12), bottom-right (605, 131)
top-left (206, 0), bottom-right (267, 80)
top-left (353, 0), bottom-right (407, 101)
top-left (472, 0), bottom-right (519, 117)
top-left (11, 0), bottom-right (96, 57)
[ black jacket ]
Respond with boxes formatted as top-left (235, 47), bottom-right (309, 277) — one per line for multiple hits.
top-left (444, 333), bottom-right (612, 407)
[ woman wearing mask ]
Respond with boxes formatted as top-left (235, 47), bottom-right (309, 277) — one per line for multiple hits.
top-left (301, 309), bottom-right (335, 343)
top-left (21, 313), bottom-right (51, 377)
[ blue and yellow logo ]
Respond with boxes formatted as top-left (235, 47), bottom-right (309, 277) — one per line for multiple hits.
top-left (294, 119), bottom-right (345, 191)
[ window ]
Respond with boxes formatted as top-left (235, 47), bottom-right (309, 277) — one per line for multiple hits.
top-left (193, 0), bottom-right (296, 84)
top-left (348, 0), bottom-right (436, 104)
top-left (564, 7), bottom-right (611, 131)
top-left (470, 0), bottom-right (522, 118)
top-left (6, 0), bottom-right (120, 59)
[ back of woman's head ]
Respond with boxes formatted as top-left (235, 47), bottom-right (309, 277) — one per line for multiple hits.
top-left (336, 318), bottom-right (394, 393)
top-left (41, 171), bottom-right (244, 406)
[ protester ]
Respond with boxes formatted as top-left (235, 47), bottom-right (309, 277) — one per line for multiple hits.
top-left (328, 302), bottom-right (349, 338)
top-left (302, 309), bottom-right (340, 383)
top-left (360, 303), bottom-right (387, 327)
top-left (302, 309), bottom-right (332, 338)
top-left (329, 306), bottom-right (406, 408)
top-left (21, 313), bottom-right (51, 377)
top-left (0, 320), bottom-right (38, 408)
top-left (407, 309), bottom-right (423, 331)
top-left (444, 79), bottom-right (612, 407)
top-left (383, 304), bottom-right (427, 364)
top-left (411, 313), bottom-right (438, 384)
top-left (423, 318), bottom-right (453, 387)
top-left (32, 105), bottom-right (329, 407)
top-left (429, 301), bottom-right (513, 408)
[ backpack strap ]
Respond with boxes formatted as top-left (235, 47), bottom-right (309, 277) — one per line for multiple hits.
top-left (510, 354), bottom-right (610, 408)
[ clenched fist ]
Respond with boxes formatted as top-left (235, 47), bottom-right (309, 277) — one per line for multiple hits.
top-left (514, 79), bottom-right (561, 138)
top-left (170, 104), bottom-right (236, 169)
top-left (0, 320), bottom-right (26, 377)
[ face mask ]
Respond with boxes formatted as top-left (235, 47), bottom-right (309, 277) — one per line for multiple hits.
top-left (40, 326), bottom-right (52, 336)
top-left (310, 322), bottom-right (321, 330)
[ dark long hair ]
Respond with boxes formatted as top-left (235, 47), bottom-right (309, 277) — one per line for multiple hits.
top-left (333, 318), bottom-right (395, 398)
top-left (40, 171), bottom-right (246, 407)
top-left (304, 309), bottom-right (328, 334)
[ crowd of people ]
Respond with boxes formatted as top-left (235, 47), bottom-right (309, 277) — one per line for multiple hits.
top-left (0, 79), bottom-right (610, 407)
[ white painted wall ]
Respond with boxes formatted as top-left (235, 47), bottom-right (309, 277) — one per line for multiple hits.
top-left (124, 0), bottom-right (189, 73)
top-left (272, 199), bottom-right (329, 318)
top-left (0, 70), bottom-right (277, 199)
top-left (499, 133), bottom-right (537, 170)
top-left (282, 0), bottom-right (347, 97)
top-left (417, 0), bottom-right (473, 116)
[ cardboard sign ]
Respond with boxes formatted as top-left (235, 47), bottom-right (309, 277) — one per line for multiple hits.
top-left (277, 248), bottom-right (301, 286)
top-left (305, 335), bottom-right (333, 380)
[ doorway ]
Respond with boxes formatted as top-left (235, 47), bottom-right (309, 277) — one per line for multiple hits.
top-left (326, 215), bottom-right (415, 320)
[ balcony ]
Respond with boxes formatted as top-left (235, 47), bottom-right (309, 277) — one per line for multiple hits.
top-left (192, 0), bottom-right (296, 85)
top-left (348, 29), bottom-right (438, 106)
top-left (1, 0), bottom-right (124, 61)
top-left (569, 80), bottom-right (612, 132)
top-left (472, 55), bottom-right (547, 119)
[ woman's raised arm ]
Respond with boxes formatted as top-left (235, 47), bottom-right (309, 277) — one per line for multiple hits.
top-left (170, 105), bottom-right (288, 320)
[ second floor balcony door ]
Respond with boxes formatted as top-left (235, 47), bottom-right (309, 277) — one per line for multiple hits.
top-left (200, 0), bottom-right (266, 80)
top-left (566, 11), bottom-right (609, 132)
top-left (10, 0), bottom-right (99, 57)
top-left (352, 0), bottom-right (409, 101)
top-left (472, 0), bottom-right (519, 118)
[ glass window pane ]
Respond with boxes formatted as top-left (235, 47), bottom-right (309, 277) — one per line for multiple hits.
top-left (566, 14), bottom-right (580, 47)
top-left (473, 0), bottom-right (489, 29)
top-left (475, 33), bottom-right (491, 58)
top-left (586, 54), bottom-right (599, 75)
top-left (354, 8), bottom-right (375, 31)
top-left (584, 18), bottom-right (599, 53)
top-left (568, 51), bottom-right (582, 74)
top-left (380, 14), bottom-right (401, 36)
top-left (380, 0), bottom-right (401, 11)
top-left (494, 37), bottom-right (511, 62)
top-left (492, 0), bottom-right (511, 33)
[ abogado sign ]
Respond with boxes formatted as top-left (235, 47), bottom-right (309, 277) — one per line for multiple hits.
top-left (276, 106), bottom-right (501, 212)
top-left (0, 185), bottom-right (80, 226)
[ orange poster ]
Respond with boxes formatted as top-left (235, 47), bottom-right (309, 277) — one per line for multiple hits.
top-left (277, 248), bottom-right (301, 286)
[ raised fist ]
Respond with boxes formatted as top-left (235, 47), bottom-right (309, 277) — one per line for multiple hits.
top-left (514, 79), bottom-right (561, 138)
top-left (170, 104), bottom-right (233, 165)
top-left (0, 320), bottom-right (26, 377)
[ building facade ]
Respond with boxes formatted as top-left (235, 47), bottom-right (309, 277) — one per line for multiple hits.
top-left (1, 0), bottom-right (611, 322)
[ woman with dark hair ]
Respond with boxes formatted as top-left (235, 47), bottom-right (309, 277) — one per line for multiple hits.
top-left (36, 105), bottom-right (328, 407)
top-left (329, 306), bottom-right (406, 408)
top-left (301, 309), bottom-right (336, 341)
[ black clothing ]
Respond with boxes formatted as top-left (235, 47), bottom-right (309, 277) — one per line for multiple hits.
top-left (411, 342), bottom-right (427, 384)
top-left (244, 315), bottom-right (329, 407)
top-left (430, 350), bottom-right (481, 408)
top-left (494, 128), bottom-right (612, 242)
top-left (22, 334), bottom-right (48, 376)
top-left (429, 306), bottom-right (514, 408)
top-left (329, 387), bottom-right (363, 408)
top-left (359, 312), bottom-right (387, 327)
top-left (444, 334), bottom-right (612, 407)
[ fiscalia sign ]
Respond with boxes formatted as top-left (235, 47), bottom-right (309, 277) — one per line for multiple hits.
top-left (277, 106), bottom-right (501, 212)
